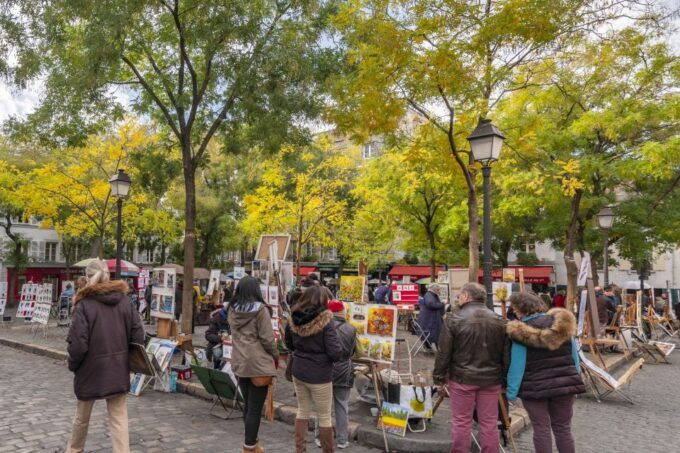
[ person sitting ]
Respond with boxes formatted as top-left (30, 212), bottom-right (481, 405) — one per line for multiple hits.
top-left (205, 304), bottom-right (230, 369)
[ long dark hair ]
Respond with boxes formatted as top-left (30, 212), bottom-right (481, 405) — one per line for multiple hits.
top-left (230, 276), bottom-right (265, 309)
top-left (293, 285), bottom-right (329, 313)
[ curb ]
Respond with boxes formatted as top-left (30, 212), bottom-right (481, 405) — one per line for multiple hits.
top-left (0, 337), bottom-right (528, 452)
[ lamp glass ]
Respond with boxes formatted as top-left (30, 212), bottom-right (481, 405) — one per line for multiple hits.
top-left (467, 119), bottom-right (505, 164)
top-left (109, 171), bottom-right (131, 198)
top-left (597, 207), bottom-right (615, 229)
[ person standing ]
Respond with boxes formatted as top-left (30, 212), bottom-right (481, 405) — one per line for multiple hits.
top-left (506, 291), bottom-right (585, 453)
top-left (552, 290), bottom-right (566, 309)
top-left (228, 276), bottom-right (279, 453)
top-left (313, 300), bottom-right (357, 450)
top-left (416, 283), bottom-right (445, 352)
top-left (174, 279), bottom-right (183, 322)
top-left (373, 282), bottom-right (391, 304)
top-left (285, 286), bottom-right (343, 453)
top-left (66, 260), bottom-right (145, 453)
top-left (433, 282), bottom-right (509, 453)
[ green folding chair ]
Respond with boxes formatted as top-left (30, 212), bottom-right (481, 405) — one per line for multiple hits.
top-left (192, 365), bottom-right (244, 420)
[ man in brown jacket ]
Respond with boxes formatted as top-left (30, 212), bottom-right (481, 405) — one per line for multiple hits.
top-left (66, 260), bottom-right (145, 453)
top-left (433, 283), bottom-right (509, 453)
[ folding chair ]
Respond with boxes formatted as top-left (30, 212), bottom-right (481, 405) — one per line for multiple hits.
top-left (409, 319), bottom-right (431, 356)
top-left (192, 365), bottom-right (244, 420)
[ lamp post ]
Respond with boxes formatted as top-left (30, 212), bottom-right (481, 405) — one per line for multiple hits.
top-left (109, 169), bottom-right (132, 280)
top-left (596, 206), bottom-right (615, 287)
top-left (468, 118), bottom-right (505, 309)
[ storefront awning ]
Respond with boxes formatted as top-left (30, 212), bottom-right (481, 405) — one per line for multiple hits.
top-left (294, 266), bottom-right (318, 277)
top-left (388, 265), bottom-right (444, 280)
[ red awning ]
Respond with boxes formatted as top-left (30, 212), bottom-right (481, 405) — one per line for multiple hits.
top-left (294, 266), bottom-right (318, 277)
top-left (388, 265), bottom-right (445, 280)
top-left (477, 266), bottom-right (554, 284)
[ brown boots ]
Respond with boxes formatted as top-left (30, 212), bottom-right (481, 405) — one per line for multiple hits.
top-left (318, 427), bottom-right (334, 453)
top-left (242, 442), bottom-right (264, 453)
top-left (295, 419), bottom-right (308, 453)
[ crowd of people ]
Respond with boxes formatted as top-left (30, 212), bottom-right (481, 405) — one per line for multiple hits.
top-left (62, 265), bottom-right (628, 453)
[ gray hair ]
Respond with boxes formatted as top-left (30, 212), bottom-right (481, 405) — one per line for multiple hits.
top-left (460, 282), bottom-right (486, 302)
top-left (85, 259), bottom-right (110, 286)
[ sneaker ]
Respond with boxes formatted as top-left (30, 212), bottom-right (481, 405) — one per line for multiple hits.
top-left (337, 441), bottom-right (350, 449)
top-left (314, 438), bottom-right (321, 448)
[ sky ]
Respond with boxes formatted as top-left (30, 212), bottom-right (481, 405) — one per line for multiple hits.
top-left (0, 2), bottom-right (677, 125)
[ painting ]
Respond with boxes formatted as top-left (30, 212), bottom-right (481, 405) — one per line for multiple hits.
top-left (378, 402), bottom-right (409, 437)
top-left (339, 276), bottom-right (366, 303)
top-left (367, 307), bottom-right (396, 337)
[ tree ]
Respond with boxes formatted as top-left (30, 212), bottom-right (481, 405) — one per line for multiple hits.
top-left (331, 0), bottom-right (663, 282)
top-left (496, 28), bottom-right (680, 308)
top-left (0, 159), bottom-right (30, 304)
top-left (242, 141), bottom-right (357, 276)
top-left (28, 122), bottom-right (157, 257)
top-left (354, 126), bottom-right (465, 279)
top-left (9, 0), bottom-right (337, 333)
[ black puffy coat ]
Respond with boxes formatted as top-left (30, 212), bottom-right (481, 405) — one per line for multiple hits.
top-left (284, 309), bottom-right (343, 384)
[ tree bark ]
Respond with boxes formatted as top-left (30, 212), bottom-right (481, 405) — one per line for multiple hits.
top-left (428, 230), bottom-right (437, 281)
top-left (564, 190), bottom-right (583, 311)
top-left (589, 250), bottom-right (600, 287)
top-left (181, 158), bottom-right (197, 334)
top-left (468, 190), bottom-right (480, 283)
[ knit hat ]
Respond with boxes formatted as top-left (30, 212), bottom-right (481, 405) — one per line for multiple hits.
top-left (327, 299), bottom-right (345, 313)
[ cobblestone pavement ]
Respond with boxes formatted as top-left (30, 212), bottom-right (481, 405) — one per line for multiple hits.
top-left (511, 351), bottom-right (680, 453)
top-left (0, 345), bottom-right (378, 453)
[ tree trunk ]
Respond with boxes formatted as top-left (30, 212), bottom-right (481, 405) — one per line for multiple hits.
top-left (564, 190), bottom-right (583, 311)
top-left (181, 160), bottom-right (197, 334)
top-left (160, 244), bottom-right (167, 265)
top-left (467, 190), bottom-right (480, 283)
top-left (428, 230), bottom-right (437, 281)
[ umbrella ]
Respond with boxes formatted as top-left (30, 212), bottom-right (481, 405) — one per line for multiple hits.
top-left (72, 258), bottom-right (140, 274)
top-left (157, 263), bottom-right (184, 275)
top-left (622, 280), bottom-right (651, 290)
top-left (368, 279), bottom-right (385, 285)
top-left (416, 277), bottom-right (432, 285)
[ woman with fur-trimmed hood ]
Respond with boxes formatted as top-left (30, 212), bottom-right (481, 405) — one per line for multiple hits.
top-left (506, 291), bottom-right (585, 453)
top-left (66, 259), bottom-right (145, 453)
top-left (285, 286), bottom-right (342, 453)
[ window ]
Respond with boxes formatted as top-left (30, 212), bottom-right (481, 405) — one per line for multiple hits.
top-left (145, 249), bottom-right (155, 263)
top-left (45, 242), bottom-right (58, 262)
top-left (362, 143), bottom-right (374, 159)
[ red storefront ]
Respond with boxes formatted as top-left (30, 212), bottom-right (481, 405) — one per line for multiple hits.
top-left (5, 265), bottom-right (82, 305)
top-left (387, 264), bottom-right (554, 286)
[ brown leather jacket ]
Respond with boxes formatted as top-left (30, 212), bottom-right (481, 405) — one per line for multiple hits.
top-left (433, 301), bottom-right (509, 387)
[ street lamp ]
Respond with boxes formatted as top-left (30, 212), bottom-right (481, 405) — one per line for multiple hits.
top-left (468, 118), bottom-right (505, 309)
top-left (109, 169), bottom-right (132, 280)
top-left (597, 206), bottom-right (615, 287)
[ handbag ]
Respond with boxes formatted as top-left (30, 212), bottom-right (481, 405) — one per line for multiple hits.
top-left (251, 376), bottom-right (273, 387)
top-left (285, 355), bottom-right (294, 382)
top-left (399, 385), bottom-right (433, 419)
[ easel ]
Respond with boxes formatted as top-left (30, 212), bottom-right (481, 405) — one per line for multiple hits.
top-left (578, 280), bottom-right (609, 370)
top-left (580, 353), bottom-right (643, 404)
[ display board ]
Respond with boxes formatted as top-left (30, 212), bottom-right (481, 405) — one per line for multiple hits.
top-left (233, 266), bottom-right (246, 280)
top-left (150, 268), bottom-right (176, 320)
top-left (349, 303), bottom-right (398, 363)
top-left (391, 283), bottom-right (419, 310)
top-left (206, 269), bottom-right (221, 296)
top-left (31, 284), bottom-right (54, 325)
top-left (0, 282), bottom-right (7, 316)
top-left (16, 283), bottom-right (39, 318)
top-left (129, 338), bottom-right (177, 396)
top-left (447, 269), bottom-right (469, 303)
top-left (260, 284), bottom-right (282, 340)
top-left (339, 276), bottom-right (366, 303)
top-left (437, 271), bottom-right (449, 305)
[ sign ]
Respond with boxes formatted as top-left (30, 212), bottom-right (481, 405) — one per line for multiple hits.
top-left (206, 269), bottom-right (221, 296)
top-left (339, 276), bottom-right (366, 303)
top-left (437, 271), bottom-right (450, 305)
top-left (0, 282), bottom-right (7, 316)
top-left (16, 283), bottom-right (39, 318)
top-left (391, 283), bottom-right (418, 310)
top-left (349, 303), bottom-right (398, 363)
top-left (448, 268), bottom-right (469, 303)
top-left (254, 234), bottom-right (290, 262)
top-left (233, 267), bottom-right (246, 280)
top-left (31, 284), bottom-right (53, 325)
top-left (151, 268), bottom-right (176, 320)
top-left (577, 253), bottom-right (591, 287)
top-left (502, 268), bottom-right (516, 283)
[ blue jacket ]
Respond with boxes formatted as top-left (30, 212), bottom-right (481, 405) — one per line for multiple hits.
top-left (506, 312), bottom-right (581, 401)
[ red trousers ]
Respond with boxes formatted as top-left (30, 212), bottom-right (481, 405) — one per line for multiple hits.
top-left (448, 381), bottom-right (501, 453)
